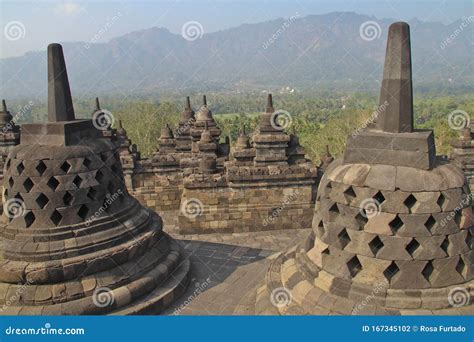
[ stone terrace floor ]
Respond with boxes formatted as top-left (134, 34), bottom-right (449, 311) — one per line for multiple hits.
top-left (160, 211), bottom-right (311, 315)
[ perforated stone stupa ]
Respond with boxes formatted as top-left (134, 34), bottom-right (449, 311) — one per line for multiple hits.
top-left (247, 22), bottom-right (473, 315)
top-left (0, 100), bottom-right (20, 183)
top-left (451, 125), bottom-right (474, 192)
top-left (0, 43), bottom-right (190, 315)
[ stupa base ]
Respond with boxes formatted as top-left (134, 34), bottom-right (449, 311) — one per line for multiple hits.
top-left (238, 239), bottom-right (474, 316)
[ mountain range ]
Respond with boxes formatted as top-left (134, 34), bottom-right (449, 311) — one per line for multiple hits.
top-left (1, 12), bottom-right (472, 99)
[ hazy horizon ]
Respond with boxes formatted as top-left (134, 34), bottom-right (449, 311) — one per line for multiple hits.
top-left (1, 0), bottom-right (472, 58)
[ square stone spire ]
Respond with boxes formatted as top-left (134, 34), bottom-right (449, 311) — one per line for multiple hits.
top-left (343, 22), bottom-right (435, 170)
top-left (47, 43), bottom-right (75, 122)
top-left (21, 43), bottom-right (100, 146)
top-left (377, 22), bottom-right (413, 133)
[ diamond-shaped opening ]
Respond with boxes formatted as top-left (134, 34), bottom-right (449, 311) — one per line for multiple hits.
top-left (454, 211), bottom-right (462, 226)
top-left (405, 238), bottom-right (420, 257)
top-left (389, 215), bottom-right (403, 233)
top-left (355, 212), bottom-right (368, 226)
top-left (466, 231), bottom-right (472, 248)
top-left (107, 182), bottom-right (115, 194)
top-left (321, 247), bottom-right (330, 255)
top-left (111, 164), bottom-right (120, 175)
top-left (422, 261), bottom-right (434, 281)
top-left (337, 228), bottom-right (351, 249)
top-left (23, 178), bottom-right (34, 192)
top-left (35, 161), bottom-right (47, 176)
top-left (436, 193), bottom-right (446, 209)
top-left (72, 175), bottom-right (83, 188)
top-left (87, 187), bottom-right (98, 200)
top-left (83, 158), bottom-right (92, 169)
top-left (8, 177), bottom-right (14, 188)
top-left (50, 210), bottom-right (62, 226)
top-left (373, 191), bottom-right (385, 205)
top-left (403, 194), bottom-right (417, 210)
top-left (16, 161), bottom-right (25, 175)
top-left (35, 193), bottom-right (49, 209)
top-left (95, 170), bottom-right (104, 182)
top-left (63, 191), bottom-right (73, 205)
top-left (347, 256), bottom-right (362, 277)
top-left (317, 220), bottom-right (325, 237)
top-left (383, 261), bottom-right (399, 282)
top-left (47, 177), bottom-right (59, 191)
top-left (440, 236), bottom-right (450, 254)
top-left (77, 205), bottom-right (89, 220)
top-left (424, 215), bottom-right (436, 232)
top-left (24, 211), bottom-right (35, 228)
top-left (368, 236), bottom-right (384, 256)
top-left (329, 203), bottom-right (339, 214)
top-left (456, 258), bottom-right (465, 276)
top-left (60, 161), bottom-right (72, 173)
top-left (326, 182), bottom-right (332, 190)
top-left (343, 186), bottom-right (356, 199)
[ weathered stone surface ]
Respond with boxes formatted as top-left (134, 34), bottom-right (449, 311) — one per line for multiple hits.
top-left (0, 43), bottom-right (190, 316)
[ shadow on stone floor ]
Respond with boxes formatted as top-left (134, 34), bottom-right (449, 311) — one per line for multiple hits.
top-left (162, 239), bottom-right (274, 315)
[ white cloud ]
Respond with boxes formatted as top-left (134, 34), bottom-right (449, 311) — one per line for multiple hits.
top-left (55, 2), bottom-right (84, 16)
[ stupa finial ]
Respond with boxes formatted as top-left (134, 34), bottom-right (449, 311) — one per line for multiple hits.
top-left (186, 96), bottom-right (191, 110)
top-left (47, 43), bottom-right (75, 122)
top-left (203, 95), bottom-right (207, 106)
top-left (95, 97), bottom-right (101, 111)
top-left (377, 22), bottom-right (413, 133)
top-left (266, 93), bottom-right (274, 113)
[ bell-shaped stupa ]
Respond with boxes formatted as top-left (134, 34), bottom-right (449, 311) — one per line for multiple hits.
top-left (249, 22), bottom-right (473, 315)
top-left (0, 44), bottom-right (190, 315)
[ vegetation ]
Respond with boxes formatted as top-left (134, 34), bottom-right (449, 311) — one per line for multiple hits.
top-left (6, 91), bottom-right (472, 162)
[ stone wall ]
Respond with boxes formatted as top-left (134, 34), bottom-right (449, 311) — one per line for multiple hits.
top-left (179, 183), bottom-right (315, 235)
top-left (130, 170), bottom-right (183, 212)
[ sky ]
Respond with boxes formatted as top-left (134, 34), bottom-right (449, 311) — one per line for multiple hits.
top-left (0, 0), bottom-right (472, 58)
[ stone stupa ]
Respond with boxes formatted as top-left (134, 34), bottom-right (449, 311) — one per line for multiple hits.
top-left (0, 43), bottom-right (190, 315)
top-left (248, 22), bottom-right (473, 315)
